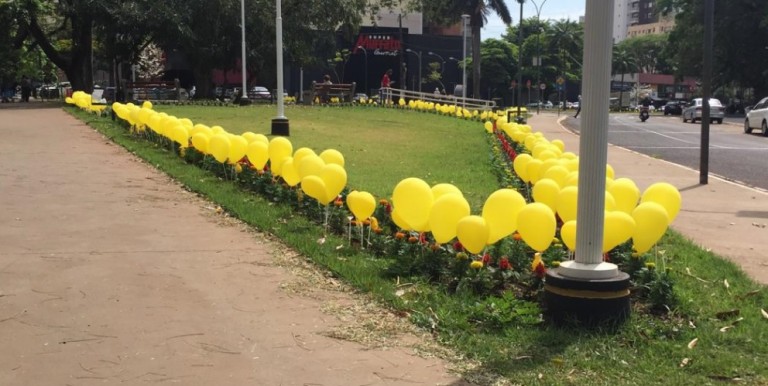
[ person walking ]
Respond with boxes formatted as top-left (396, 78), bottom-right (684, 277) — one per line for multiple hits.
top-left (573, 94), bottom-right (582, 118)
top-left (380, 69), bottom-right (393, 103)
top-left (21, 75), bottom-right (32, 102)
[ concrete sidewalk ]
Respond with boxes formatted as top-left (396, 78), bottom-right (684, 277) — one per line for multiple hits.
top-left (527, 113), bottom-right (768, 285)
top-left (0, 107), bottom-right (473, 385)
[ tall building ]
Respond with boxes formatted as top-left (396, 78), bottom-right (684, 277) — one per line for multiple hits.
top-left (613, 0), bottom-right (674, 43)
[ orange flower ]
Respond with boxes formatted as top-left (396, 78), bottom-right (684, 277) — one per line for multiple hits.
top-left (379, 199), bottom-right (389, 206)
top-left (395, 232), bottom-right (406, 240)
top-left (407, 236), bottom-right (419, 243)
top-left (512, 232), bottom-right (523, 241)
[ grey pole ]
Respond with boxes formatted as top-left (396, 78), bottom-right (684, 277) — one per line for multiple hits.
top-left (270, 0), bottom-right (289, 135)
top-left (700, 0), bottom-right (714, 185)
top-left (557, 0), bottom-right (618, 279)
top-left (239, 0), bottom-right (249, 104)
top-left (516, 1), bottom-right (523, 123)
top-left (461, 14), bottom-right (469, 106)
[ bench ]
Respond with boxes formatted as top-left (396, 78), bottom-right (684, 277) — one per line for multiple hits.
top-left (311, 81), bottom-right (356, 104)
top-left (125, 79), bottom-right (181, 102)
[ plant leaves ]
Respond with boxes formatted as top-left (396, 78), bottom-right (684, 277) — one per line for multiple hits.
top-left (687, 338), bottom-right (698, 349)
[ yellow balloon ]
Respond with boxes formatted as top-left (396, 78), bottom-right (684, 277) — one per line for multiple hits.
top-left (632, 201), bottom-right (670, 254)
top-left (603, 211), bottom-right (636, 252)
top-left (431, 183), bottom-right (463, 200)
top-left (271, 156), bottom-right (288, 176)
top-left (170, 125), bottom-right (190, 147)
top-left (605, 191), bottom-right (617, 211)
top-left (641, 182), bottom-right (682, 222)
top-left (191, 132), bottom-right (210, 154)
top-left (319, 164), bottom-right (347, 202)
top-left (252, 133), bottom-right (269, 145)
top-left (141, 100), bottom-right (153, 109)
top-left (556, 186), bottom-right (579, 223)
top-left (483, 121), bottom-right (493, 133)
top-left (564, 171), bottom-right (579, 187)
top-left (517, 203), bottom-right (557, 252)
top-left (211, 125), bottom-right (225, 134)
top-left (532, 178), bottom-right (561, 212)
top-left (228, 135), bottom-right (248, 164)
top-left (513, 154), bottom-right (533, 182)
top-left (246, 141), bottom-right (269, 169)
top-left (297, 154), bottom-right (326, 179)
top-left (293, 147), bottom-right (316, 165)
top-left (346, 191), bottom-right (376, 222)
top-left (429, 194), bottom-right (471, 244)
top-left (269, 137), bottom-right (293, 166)
top-left (319, 149), bottom-right (345, 167)
top-left (560, 220), bottom-right (577, 251)
top-left (281, 158), bottom-right (301, 187)
top-left (241, 132), bottom-right (258, 143)
top-left (542, 165), bottom-right (569, 188)
top-left (606, 164), bottom-right (615, 180)
top-left (482, 189), bottom-right (526, 244)
top-left (526, 159), bottom-right (544, 184)
top-left (208, 134), bottom-right (231, 163)
top-left (551, 139), bottom-right (565, 152)
top-left (456, 215), bottom-right (490, 254)
top-left (300, 175), bottom-right (330, 204)
top-left (392, 178), bottom-right (434, 232)
top-left (391, 208), bottom-right (411, 230)
top-left (609, 178), bottom-right (641, 214)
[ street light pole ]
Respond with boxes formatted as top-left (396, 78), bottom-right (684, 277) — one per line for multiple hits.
top-left (406, 49), bottom-right (422, 93)
top-left (271, 0), bottom-right (289, 135)
top-left (239, 0), bottom-right (250, 105)
top-left (427, 52), bottom-right (445, 74)
top-left (358, 46), bottom-right (368, 96)
top-left (532, 0), bottom-right (547, 115)
top-left (461, 14), bottom-right (470, 106)
top-left (516, 1), bottom-right (524, 123)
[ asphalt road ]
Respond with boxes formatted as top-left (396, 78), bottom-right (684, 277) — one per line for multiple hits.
top-left (564, 112), bottom-right (768, 191)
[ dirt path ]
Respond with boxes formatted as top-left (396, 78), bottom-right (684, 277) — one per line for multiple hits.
top-left (0, 107), bottom-right (477, 385)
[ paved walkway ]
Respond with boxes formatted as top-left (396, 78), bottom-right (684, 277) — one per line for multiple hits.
top-left (0, 106), bottom-right (472, 385)
top-left (530, 113), bottom-right (768, 284)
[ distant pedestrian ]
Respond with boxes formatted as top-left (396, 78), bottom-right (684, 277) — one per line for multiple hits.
top-left (21, 75), bottom-right (32, 102)
top-left (573, 95), bottom-right (582, 118)
top-left (380, 69), bottom-right (393, 103)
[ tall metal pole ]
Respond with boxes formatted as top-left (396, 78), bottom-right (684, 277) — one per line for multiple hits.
top-left (700, 0), bottom-right (714, 184)
top-left (516, 1), bottom-right (523, 123)
top-left (240, 0), bottom-right (249, 104)
top-left (461, 14), bottom-right (469, 106)
top-left (557, 0), bottom-right (618, 279)
top-left (533, 0), bottom-right (547, 114)
top-left (270, 0), bottom-right (289, 135)
top-left (358, 46), bottom-right (368, 95)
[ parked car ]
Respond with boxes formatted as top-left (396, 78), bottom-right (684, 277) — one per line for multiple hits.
top-left (682, 98), bottom-right (724, 124)
top-left (353, 93), bottom-right (368, 103)
top-left (248, 86), bottom-right (271, 101)
top-left (744, 96), bottom-right (768, 136)
top-left (662, 101), bottom-right (685, 116)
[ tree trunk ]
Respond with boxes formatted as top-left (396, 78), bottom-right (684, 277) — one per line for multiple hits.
top-left (193, 65), bottom-right (213, 99)
top-left (472, 24), bottom-right (482, 100)
top-left (619, 73), bottom-right (625, 110)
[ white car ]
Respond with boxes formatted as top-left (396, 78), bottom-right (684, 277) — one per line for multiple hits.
top-left (744, 96), bottom-right (768, 136)
top-left (682, 98), bottom-right (724, 124)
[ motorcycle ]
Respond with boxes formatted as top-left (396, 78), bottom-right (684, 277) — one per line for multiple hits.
top-left (639, 106), bottom-right (650, 122)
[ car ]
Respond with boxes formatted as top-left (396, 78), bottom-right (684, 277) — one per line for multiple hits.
top-left (744, 96), bottom-right (768, 136)
top-left (682, 98), bottom-right (724, 124)
top-left (248, 86), bottom-right (271, 101)
top-left (662, 101), bottom-right (685, 116)
top-left (353, 93), bottom-right (368, 103)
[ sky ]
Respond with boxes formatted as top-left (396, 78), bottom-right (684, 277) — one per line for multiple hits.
top-left (481, 0), bottom-right (587, 41)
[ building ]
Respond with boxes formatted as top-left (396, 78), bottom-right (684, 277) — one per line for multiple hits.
top-left (613, 0), bottom-right (674, 43)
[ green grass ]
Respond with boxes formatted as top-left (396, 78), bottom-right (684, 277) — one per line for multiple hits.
top-left (154, 105), bottom-right (499, 211)
top-left (72, 105), bottom-right (767, 385)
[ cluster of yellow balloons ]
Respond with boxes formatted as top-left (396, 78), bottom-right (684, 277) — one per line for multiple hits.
top-left (65, 91), bottom-right (108, 115)
top-left (490, 115), bottom-right (681, 254)
top-left (110, 102), bottom-right (350, 206)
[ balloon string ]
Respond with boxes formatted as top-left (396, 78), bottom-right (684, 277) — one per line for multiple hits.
top-left (366, 220), bottom-right (372, 246)
top-left (347, 217), bottom-right (352, 246)
top-left (323, 205), bottom-right (330, 231)
top-left (359, 225), bottom-right (365, 249)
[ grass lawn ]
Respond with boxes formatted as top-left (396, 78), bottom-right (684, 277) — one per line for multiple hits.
top-left (74, 104), bottom-right (767, 386)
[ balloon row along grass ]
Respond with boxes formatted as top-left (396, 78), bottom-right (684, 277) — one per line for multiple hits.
top-left (68, 92), bottom-right (680, 278)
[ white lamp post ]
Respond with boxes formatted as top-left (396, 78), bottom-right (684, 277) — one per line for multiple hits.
top-left (461, 14), bottom-right (470, 105)
top-left (271, 0), bottom-right (289, 135)
top-left (239, 0), bottom-right (250, 105)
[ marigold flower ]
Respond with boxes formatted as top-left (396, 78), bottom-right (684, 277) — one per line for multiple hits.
top-left (379, 199), bottom-right (389, 206)
top-left (395, 232), bottom-right (406, 240)
top-left (482, 253), bottom-right (491, 264)
top-left (453, 241), bottom-right (464, 252)
top-left (370, 217), bottom-right (380, 231)
top-left (531, 252), bottom-right (546, 278)
top-left (407, 236), bottom-right (419, 244)
top-left (512, 232), bottom-right (523, 241)
top-left (499, 257), bottom-right (511, 270)
top-left (645, 262), bottom-right (656, 270)
top-left (456, 252), bottom-right (468, 260)
top-left (333, 199), bottom-right (343, 207)
top-left (470, 261), bottom-right (484, 269)
top-left (362, 219), bottom-right (371, 226)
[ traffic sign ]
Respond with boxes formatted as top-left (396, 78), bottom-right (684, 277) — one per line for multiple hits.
top-left (539, 83), bottom-right (546, 90)
top-left (556, 76), bottom-right (565, 85)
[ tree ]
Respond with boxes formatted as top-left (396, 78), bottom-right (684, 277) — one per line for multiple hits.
top-left (661, 0), bottom-right (768, 100)
top-left (478, 38), bottom-right (516, 101)
top-left (612, 45), bottom-right (638, 108)
top-left (546, 19), bottom-right (583, 86)
top-left (419, 0), bottom-right (512, 99)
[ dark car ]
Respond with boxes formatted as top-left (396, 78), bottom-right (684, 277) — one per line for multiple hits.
top-left (248, 86), bottom-right (271, 101)
top-left (662, 101), bottom-right (685, 116)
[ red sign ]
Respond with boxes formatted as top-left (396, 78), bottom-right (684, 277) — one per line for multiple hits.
top-left (353, 35), bottom-right (401, 56)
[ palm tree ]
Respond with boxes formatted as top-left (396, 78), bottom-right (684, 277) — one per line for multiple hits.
top-left (612, 45), bottom-right (638, 109)
top-left (546, 19), bottom-right (583, 98)
top-left (464, 0), bottom-right (513, 99)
